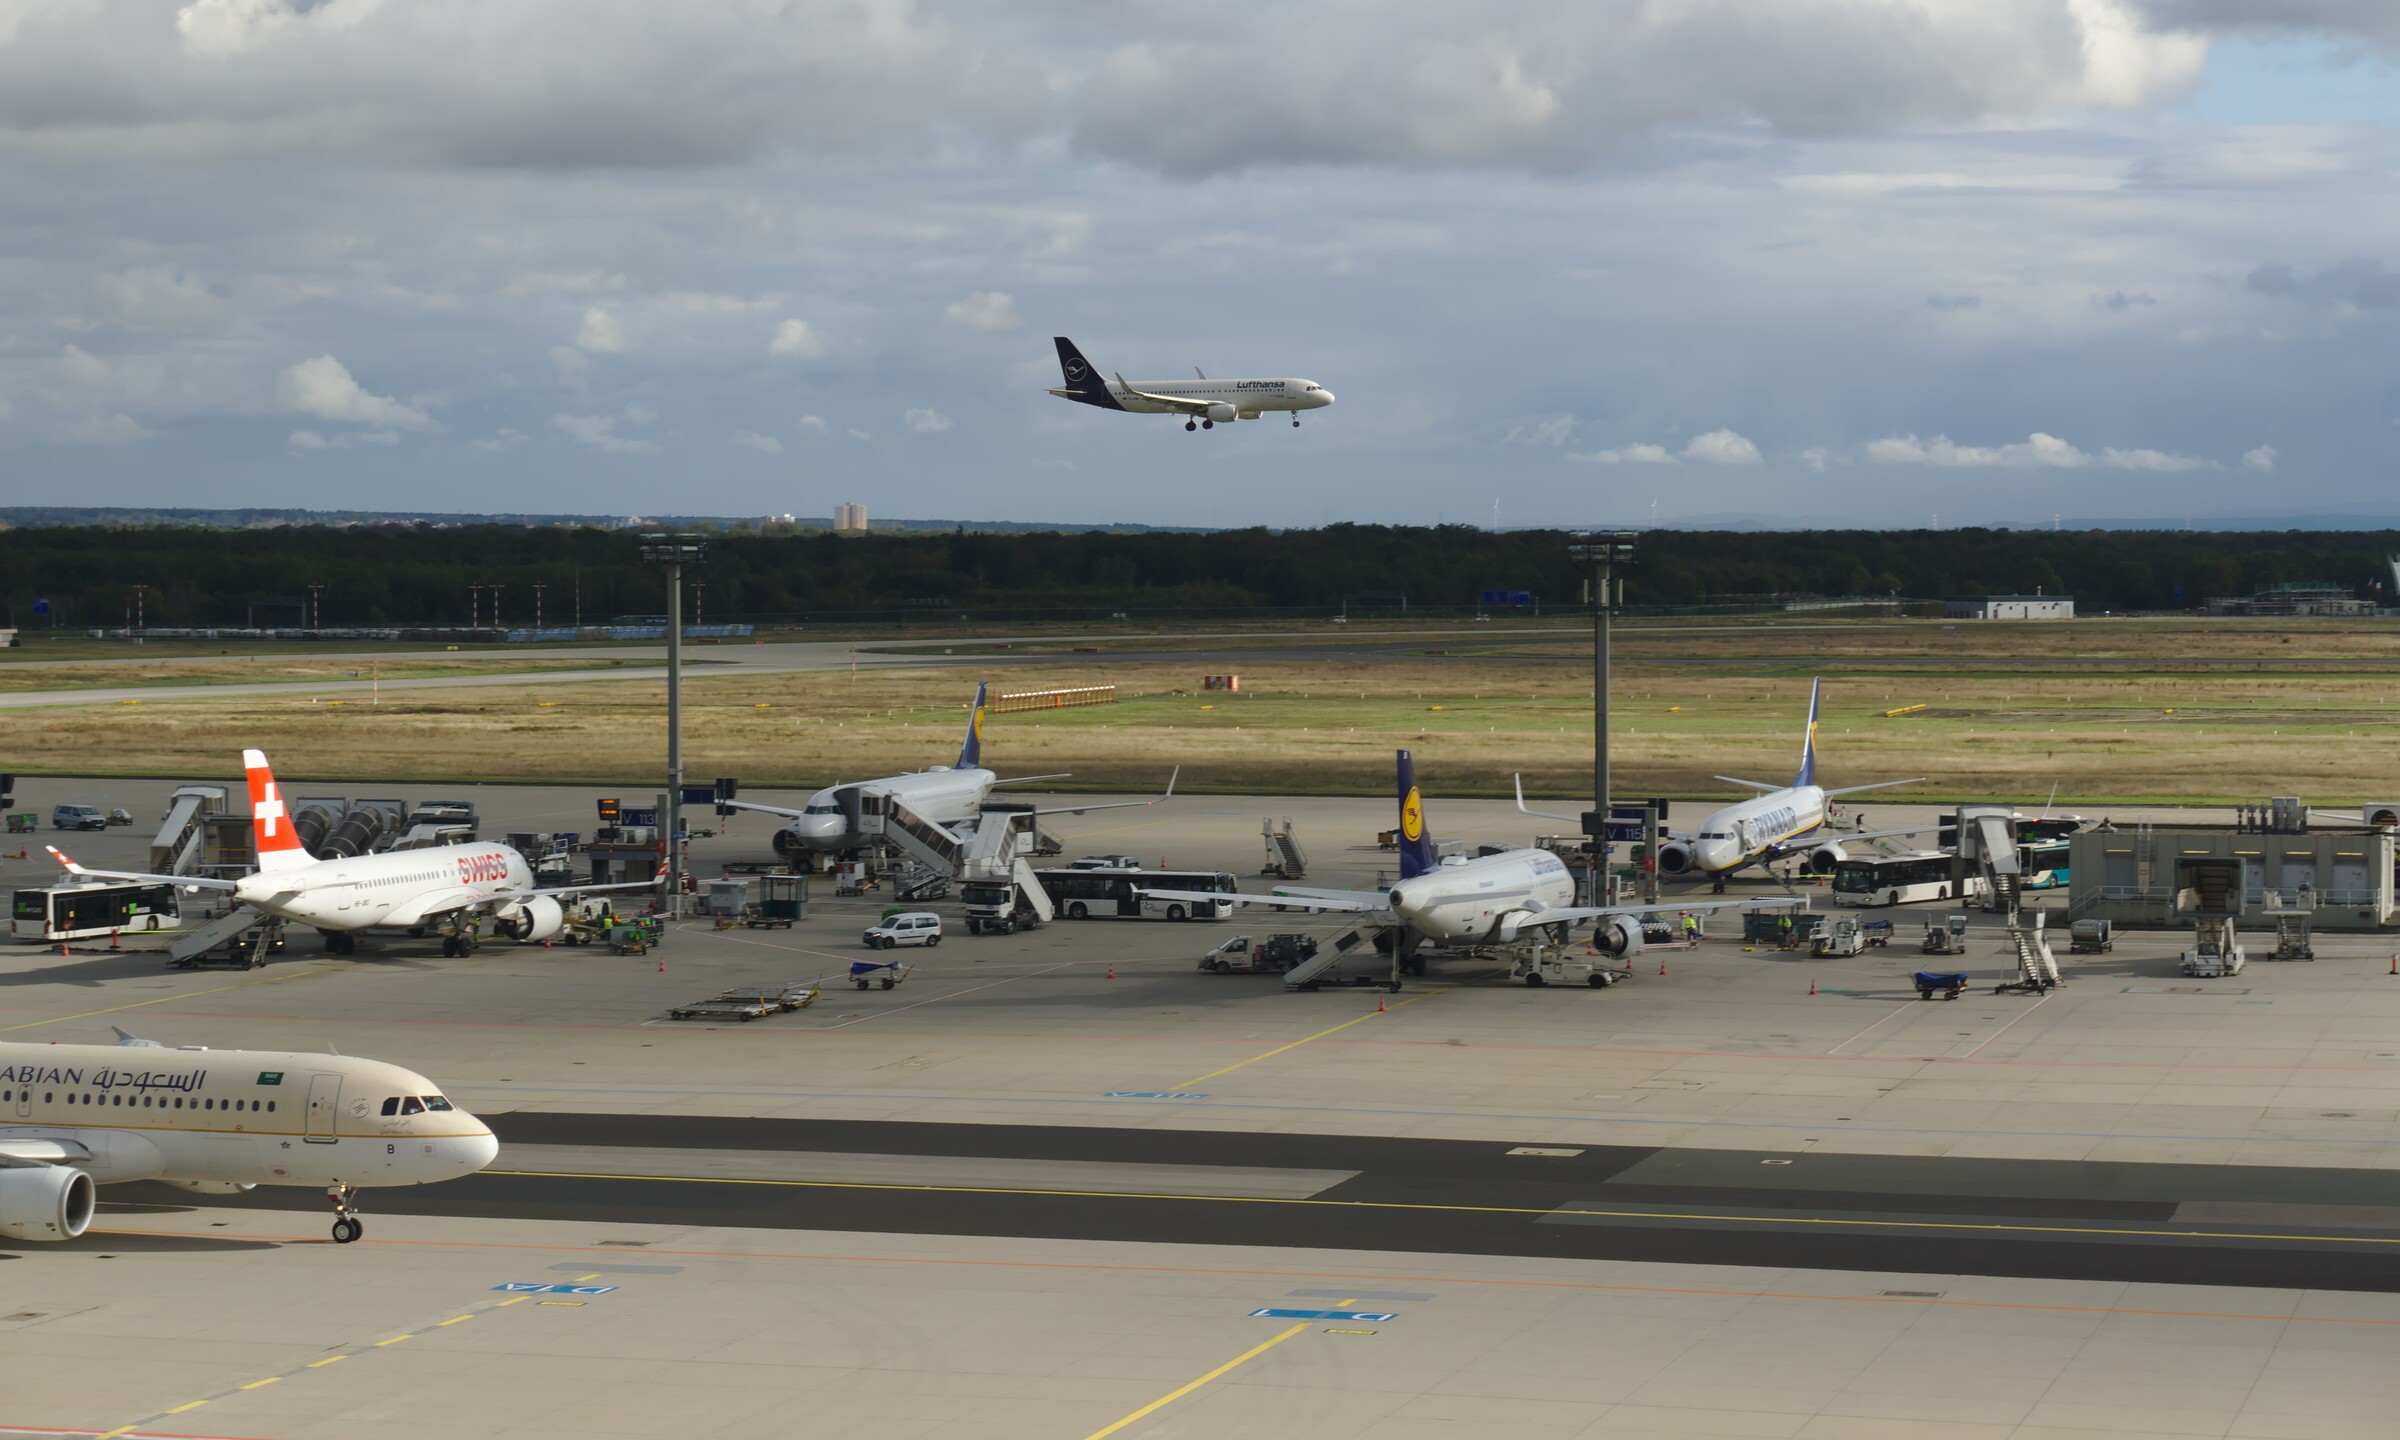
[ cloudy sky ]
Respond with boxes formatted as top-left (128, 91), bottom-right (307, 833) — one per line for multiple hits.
top-left (0, 0), bottom-right (2394, 529)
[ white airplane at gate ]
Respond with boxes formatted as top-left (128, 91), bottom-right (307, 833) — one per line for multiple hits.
top-left (1520, 678), bottom-right (1926, 883)
top-left (724, 682), bottom-right (1175, 862)
top-left (0, 1030), bottom-right (495, 1245)
top-left (1047, 337), bottom-right (1335, 431)
top-left (1144, 749), bottom-right (1792, 967)
top-left (50, 749), bottom-right (647, 955)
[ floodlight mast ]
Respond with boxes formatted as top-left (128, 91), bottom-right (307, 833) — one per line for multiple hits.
top-left (1567, 533), bottom-right (1637, 902)
top-left (640, 534), bottom-right (708, 913)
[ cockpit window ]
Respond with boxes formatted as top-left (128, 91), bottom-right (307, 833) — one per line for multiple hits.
top-left (423, 1095), bottom-right (454, 1111)
top-left (381, 1097), bottom-right (400, 1116)
top-left (400, 1096), bottom-right (426, 1116)
top-left (803, 804), bottom-right (839, 815)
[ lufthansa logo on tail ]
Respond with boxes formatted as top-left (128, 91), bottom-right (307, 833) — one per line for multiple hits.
top-left (1400, 787), bottom-right (1424, 842)
top-left (1065, 359), bottom-right (1087, 381)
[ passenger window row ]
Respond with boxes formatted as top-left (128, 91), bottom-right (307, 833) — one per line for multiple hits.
top-left (1, 1088), bottom-right (273, 1113)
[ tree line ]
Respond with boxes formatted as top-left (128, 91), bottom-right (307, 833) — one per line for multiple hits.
top-left (2, 523), bottom-right (2392, 628)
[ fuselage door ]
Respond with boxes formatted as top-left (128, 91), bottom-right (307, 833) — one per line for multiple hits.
top-left (304, 1072), bottom-right (341, 1143)
top-left (11, 1083), bottom-right (26, 1119)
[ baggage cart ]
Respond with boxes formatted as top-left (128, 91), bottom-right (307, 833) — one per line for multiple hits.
top-left (1914, 970), bottom-right (1970, 1000)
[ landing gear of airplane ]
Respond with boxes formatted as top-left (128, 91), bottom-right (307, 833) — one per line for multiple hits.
top-left (439, 927), bottom-right (481, 958)
top-left (321, 930), bottom-right (357, 956)
top-left (327, 1182), bottom-right (362, 1244)
top-left (1185, 419), bottom-right (1197, 432)
top-left (1292, 416), bottom-right (1300, 427)
top-left (1201, 419), bottom-right (1214, 429)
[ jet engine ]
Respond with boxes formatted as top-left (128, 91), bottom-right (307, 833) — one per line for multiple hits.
top-left (1592, 916), bottom-right (1644, 957)
top-left (0, 1165), bottom-right (94, 1243)
top-left (1804, 840), bottom-right (1848, 875)
top-left (1653, 839), bottom-right (1697, 877)
top-left (1205, 402), bottom-right (1237, 423)
top-left (771, 827), bottom-right (806, 859)
top-left (163, 1179), bottom-right (256, 1195)
top-left (497, 894), bottom-right (565, 943)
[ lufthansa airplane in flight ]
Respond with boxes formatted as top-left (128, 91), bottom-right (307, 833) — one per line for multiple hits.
top-left (1048, 337), bottom-right (1335, 431)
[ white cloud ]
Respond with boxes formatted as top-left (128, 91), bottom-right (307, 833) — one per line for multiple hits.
top-left (2099, 445), bottom-right (2210, 471)
top-left (1682, 428), bottom-right (1762, 464)
top-left (904, 406), bottom-right (953, 433)
top-left (575, 306), bottom-right (630, 354)
top-left (1504, 415), bottom-right (1575, 447)
top-left (66, 411), bottom-right (146, 445)
top-left (274, 354), bottom-right (430, 430)
top-left (796, 414), bottom-right (829, 434)
top-left (470, 427), bottom-right (529, 452)
top-left (1865, 432), bottom-right (2092, 468)
top-left (769, 318), bottom-right (830, 359)
top-left (87, 268), bottom-right (223, 332)
top-left (1566, 443), bottom-right (1676, 465)
top-left (2242, 444), bottom-right (2277, 471)
top-left (287, 429), bottom-right (328, 451)
top-left (729, 429), bottom-right (784, 453)
top-left (943, 290), bottom-right (1020, 331)
top-left (552, 406), bottom-right (662, 455)
top-left (358, 428), bottom-right (399, 445)
top-left (1800, 447), bottom-right (1831, 473)
top-left (622, 401), bottom-right (656, 426)
top-left (847, 428), bottom-right (874, 441)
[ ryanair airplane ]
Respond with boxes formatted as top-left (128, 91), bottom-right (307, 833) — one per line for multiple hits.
top-left (1047, 337), bottom-right (1335, 431)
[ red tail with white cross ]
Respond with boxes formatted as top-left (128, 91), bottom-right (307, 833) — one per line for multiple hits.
top-left (243, 748), bottom-right (313, 873)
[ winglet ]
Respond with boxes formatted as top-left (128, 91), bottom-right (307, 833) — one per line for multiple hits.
top-left (110, 1027), bottom-right (164, 1049)
top-left (44, 844), bottom-right (85, 874)
top-left (1515, 774), bottom-right (1580, 824)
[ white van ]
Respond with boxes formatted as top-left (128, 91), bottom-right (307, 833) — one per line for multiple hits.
top-left (862, 912), bottom-right (943, 949)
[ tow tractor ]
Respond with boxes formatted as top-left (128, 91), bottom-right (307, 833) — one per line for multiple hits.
top-left (1920, 914), bottom-right (1969, 955)
top-left (1200, 933), bottom-right (1320, 974)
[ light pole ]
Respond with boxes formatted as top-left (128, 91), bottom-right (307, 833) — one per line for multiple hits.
top-left (468, 582), bottom-right (483, 629)
top-left (641, 534), bottom-right (708, 914)
top-left (533, 581), bottom-right (546, 631)
top-left (1567, 532), bottom-right (1637, 901)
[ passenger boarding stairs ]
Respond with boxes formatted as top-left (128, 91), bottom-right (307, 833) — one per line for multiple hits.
top-left (2001, 911), bottom-right (2061, 992)
top-left (1261, 817), bottom-right (1307, 879)
top-left (856, 791), bottom-right (966, 875)
top-left (1280, 924), bottom-right (1382, 990)
top-left (148, 785), bottom-right (226, 876)
top-left (167, 905), bottom-right (272, 966)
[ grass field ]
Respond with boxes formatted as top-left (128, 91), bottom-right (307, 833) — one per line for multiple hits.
top-left (2, 617), bottom-right (2393, 805)
top-left (0, 656), bottom-right (635, 691)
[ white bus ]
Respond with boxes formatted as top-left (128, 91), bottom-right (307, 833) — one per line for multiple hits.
top-left (12, 881), bottom-right (183, 943)
top-left (1831, 851), bottom-right (1986, 908)
top-left (1037, 867), bottom-right (1236, 921)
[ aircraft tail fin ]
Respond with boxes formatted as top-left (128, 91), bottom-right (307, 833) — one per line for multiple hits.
top-left (1053, 337), bottom-right (1111, 399)
top-left (957, 683), bottom-right (989, 769)
top-left (1794, 678), bottom-right (1822, 789)
top-left (243, 748), bottom-right (314, 872)
top-left (1396, 749), bottom-right (1438, 880)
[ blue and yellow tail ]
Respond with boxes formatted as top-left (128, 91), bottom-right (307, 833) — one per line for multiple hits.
top-left (1396, 749), bottom-right (1438, 879)
top-left (1794, 677), bottom-right (1822, 789)
top-left (957, 682), bottom-right (989, 769)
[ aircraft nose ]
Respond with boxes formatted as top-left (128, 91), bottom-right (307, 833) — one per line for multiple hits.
top-left (1313, 389), bottom-right (1336, 408)
top-left (452, 1129), bottom-right (500, 1176)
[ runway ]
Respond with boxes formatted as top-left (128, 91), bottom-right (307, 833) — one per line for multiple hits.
top-left (128, 1112), bottom-right (2400, 1293)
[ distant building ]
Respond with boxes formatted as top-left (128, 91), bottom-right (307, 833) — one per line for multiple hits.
top-left (2204, 583), bottom-right (2374, 617)
top-left (833, 503), bottom-right (869, 535)
top-left (1945, 595), bottom-right (2074, 620)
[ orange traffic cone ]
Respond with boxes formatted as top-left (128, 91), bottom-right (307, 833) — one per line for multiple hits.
top-left (2390, 953), bottom-right (2396, 976)
top-left (1106, 963), bottom-right (1116, 980)
top-left (1657, 957), bottom-right (1667, 976)
top-left (1808, 978), bottom-right (1817, 996)
top-left (656, 954), bottom-right (665, 974)
top-left (109, 930), bottom-right (121, 952)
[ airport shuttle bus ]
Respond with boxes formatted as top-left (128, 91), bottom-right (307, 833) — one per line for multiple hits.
top-left (1831, 851), bottom-right (1987, 908)
top-left (1038, 867), bottom-right (1236, 920)
top-left (12, 882), bottom-right (182, 943)
top-left (2019, 837), bottom-right (2071, 890)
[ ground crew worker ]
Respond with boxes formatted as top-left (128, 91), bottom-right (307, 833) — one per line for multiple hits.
top-left (1681, 912), bottom-right (1700, 944)
top-left (1776, 911), bottom-right (1795, 949)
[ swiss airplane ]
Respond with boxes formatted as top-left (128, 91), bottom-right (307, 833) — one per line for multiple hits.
top-left (0, 1029), bottom-right (495, 1245)
top-left (724, 682), bottom-right (1175, 863)
top-left (1047, 337), bottom-right (1335, 431)
top-left (1520, 678), bottom-right (1926, 886)
top-left (1145, 749), bottom-right (1790, 977)
top-left (50, 749), bottom-right (648, 955)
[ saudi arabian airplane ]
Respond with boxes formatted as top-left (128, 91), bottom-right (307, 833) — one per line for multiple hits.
top-left (1143, 749), bottom-right (1792, 984)
top-left (724, 681), bottom-right (1176, 863)
top-left (1047, 337), bottom-right (1335, 431)
top-left (0, 1029), bottom-right (495, 1245)
top-left (49, 749), bottom-right (650, 956)
top-left (1519, 678), bottom-right (1926, 887)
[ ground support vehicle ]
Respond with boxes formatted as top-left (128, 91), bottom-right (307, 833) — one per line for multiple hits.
top-left (169, 916), bottom-right (285, 970)
top-left (961, 867), bottom-right (1052, 934)
top-left (6, 814), bottom-right (34, 835)
top-left (51, 805), bottom-right (107, 832)
top-left (863, 911), bottom-right (943, 949)
top-left (2069, 918), bottom-right (2113, 954)
top-left (849, 958), bottom-right (910, 990)
top-left (1921, 915), bottom-right (1969, 955)
top-left (1914, 970), bottom-right (1971, 1000)
top-left (1811, 915), bottom-right (1871, 958)
top-left (669, 983), bottom-right (820, 1021)
top-left (1199, 933), bottom-right (1322, 974)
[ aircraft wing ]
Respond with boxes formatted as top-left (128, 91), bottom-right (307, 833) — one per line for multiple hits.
top-left (1113, 372), bottom-right (1213, 415)
top-left (487, 881), bottom-right (662, 905)
top-left (1018, 767), bottom-right (1177, 818)
top-left (988, 773), bottom-right (1073, 788)
top-left (1819, 823), bottom-right (1940, 847)
top-left (45, 846), bottom-right (238, 893)
top-left (1712, 776), bottom-right (1783, 793)
top-left (0, 1135), bottom-right (91, 1167)
top-left (1823, 777), bottom-right (1926, 798)
top-left (1513, 774), bottom-right (1582, 824)
top-left (1137, 884), bottom-right (1392, 919)
top-left (1531, 895), bottom-right (1804, 925)
top-left (720, 799), bottom-right (808, 822)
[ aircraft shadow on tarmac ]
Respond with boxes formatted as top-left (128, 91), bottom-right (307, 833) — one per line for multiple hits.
top-left (0, 950), bottom-right (179, 989)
